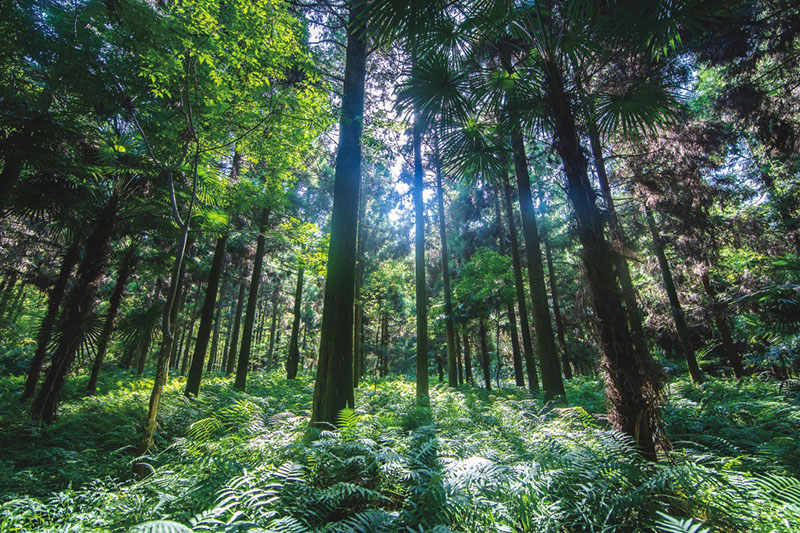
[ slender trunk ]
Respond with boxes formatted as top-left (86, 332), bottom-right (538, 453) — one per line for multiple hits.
top-left (135, 331), bottom-right (151, 375)
top-left (435, 157), bottom-right (458, 387)
top-left (22, 237), bottom-right (81, 402)
top-left (412, 110), bottom-right (429, 406)
top-left (186, 234), bottom-right (228, 396)
top-left (235, 210), bottom-right (269, 391)
top-left (226, 277), bottom-right (247, 375)
top-left (455, 327), bottom-right (464, 385)
top-left (207, 298), bottom-right (223, 372)
top-left (546, 67), bottom-right (658, 459)
top-left (287, 266), bottom-right (305, 379)
top-left (494, 186), bottom-right (525, 387)
top-left (700, 269), bottom-right (745, 378)
top-left (353, 190), bottom-right (366, 388)
top-left (543, 235), bottom-right (571, 379)
top-left (479, 318), bottom-right (491, 390)
top-left (181, 321), bottom-right (196, 375)
top-left (646, 207), bottom-right (703, 384)
top-left (87, 244), bottom-right (137, 395)
top-left (380, 312), bottom-right (389, 377)
top-left (31, 195), bottom-right (119, 422)
top-left (0, 272), bottom-right (19, 318)
top-left (266, 287), bottom-right (280, 369)
top-left (168, 261), bottom-right (190, 369)
top-left (588, 122), bottom-right (650, 370)
top-left (311, 0), bottom-right (367, 426)
top-left (464, 328), bottom-right (473, 384)
top-left (221, 302), bottom-right (233, 371)
top-left (510, 132), bottom-right (564, 400)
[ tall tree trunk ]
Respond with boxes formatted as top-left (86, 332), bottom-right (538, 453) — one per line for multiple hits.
top-left (137, 162), bottom-right (200, 461)
top-left (494, 186), bottom-right (525, 387)
top-left (478, 318), bottom-right (491, 390)
top-left (226, 277), bottom-right (247, 375)
top-left (543, 234), bottom-right (571, 379)
top-left (87, 244), bottom-right (137, 395)
top-left (463, 328), bottom-right (473, 384)
top-left (510, 132), bottom-right (564, 400)
top-left (645, 207), bottom-right (703, 384)
top-left (588, 122), bottom-right (651, 371)
top-left (353, 189), bottom-right (366, 388)
top-left (380, 312), bottom-right (389, 377)
top-left (412, 110), bottom-right (429, 406)
top-left (235, 210), bottom-right (269, 391)
top-left (287, 266), bottom-right (305, 379)
top-left (312, 0), bottom-right (367, 427)
top-left (186, 234), bottom-right (228, 396)
top-left (31, 195), bottom-right (119, 422)
top-left (207, 298), bottom-right (224, 372)
top-left (266, 287), bottom-right (280, 369)
top-left (546, 68), bottom-right (659, 459)
top-left (454, 327), bottom-right (464, 385)
top-left (21, 237), bottom-right (81, 402)
top-left (700, 268), bottom-right (745, 378)
top-left (435, 156), bottom-right (458, 387)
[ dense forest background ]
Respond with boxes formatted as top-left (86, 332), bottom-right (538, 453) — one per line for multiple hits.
top-left (1, 0), bottom-right (799, 531)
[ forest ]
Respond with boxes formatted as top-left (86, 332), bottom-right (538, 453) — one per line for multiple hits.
top-left (0, 0), bottom-right (799, 531)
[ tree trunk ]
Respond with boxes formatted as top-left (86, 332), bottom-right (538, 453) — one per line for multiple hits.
top-left (543, 234), bottom-right (572, 379)
top-left (494, 186), bottom-right (525, 387)
top-left (226, 277), bottom-right (247, 375)
top-left (286, 266), bottom-right (304, 379)
top-left (266, 287), bottom-right (280, 369)
top-left (353, 189), bottom-right (366, 388)
top-left (588, 122), bottom-right (651, 371)
top-left (31, 195), bottom-right (119, 423)
top-left (186, 234), bottom-right (228, 396)
top-left (463, 328), bottom-right (473, 384)
top-left (207, 297), bottom-right (224, 372)
top-left (312, 0), bottom-right (367, 427)
top-left (510, 132), bottom-right (564, 400)
top-left (435, 157), bottom-right (458, 387)
top-left (87, 244), bottom-right (137, 395)
top-left (546, 67), bottom-right (659, 459)
top-left (455, 327), bottom-right (464, 385)
top-left (412, 110), bottom-right (429, 406)
top-left (645, 207), bottom-right (703, 384)
top-left (21, 237), bottom-right (81, 402)
top-left (235, 210), bottom-right (269, 391)
top-left (700, 269), bottom-right (745, 378)
top-left (478, 318), bottom-right (491, 390)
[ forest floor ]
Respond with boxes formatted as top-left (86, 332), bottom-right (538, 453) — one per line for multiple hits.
top-left (1, 370), bottom-right (799, 532)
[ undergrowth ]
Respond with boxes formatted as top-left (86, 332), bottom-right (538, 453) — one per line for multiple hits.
top-left (1, 371), bottom-right (799, 532)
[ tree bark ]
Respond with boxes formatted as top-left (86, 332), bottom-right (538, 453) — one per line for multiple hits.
top-left (435, 157), bottom-right (458, 387)
top-left (510, 132), bottom-right (564, 400)
top-left (235, 210), bottom-right (269, 391)
top-left (87, 244), bottom-right (137, 395)
top-left (185, 234), bottom-right (228, 396)
top-left (207, 298), bottom-right (224, 372)
top-left (21, 237), bottom-right (81, 402)
top-left (500, 175), bottom-right (540, 391)
top-left (494, 186), bottom-right (525, 387)
top-left (645, 207), bottom-right (703, 384)
top-left (543, 234), bottom-right (571, 379)
top-left (311, 0), bottom-right (367, 427)
top-left (286, 266), bottom-right (305, 379)
top-left (546, 67), bottom-right (658, 459)
top-left (412, 110), bottom-right (429, 406)
top-left (588, 122), bottom-right (651, 371)
top-left (31, 195), bottom-right (118, 422)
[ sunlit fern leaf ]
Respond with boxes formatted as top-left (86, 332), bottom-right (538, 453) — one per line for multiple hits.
top-left (337, 408), bottom-right (360, 431)
top-left (754, 474), bottom-right (800, 508)
top-left (654, 512), bottom-right (709, 533)
top-left (127, 520), bottom-right (193, 533)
